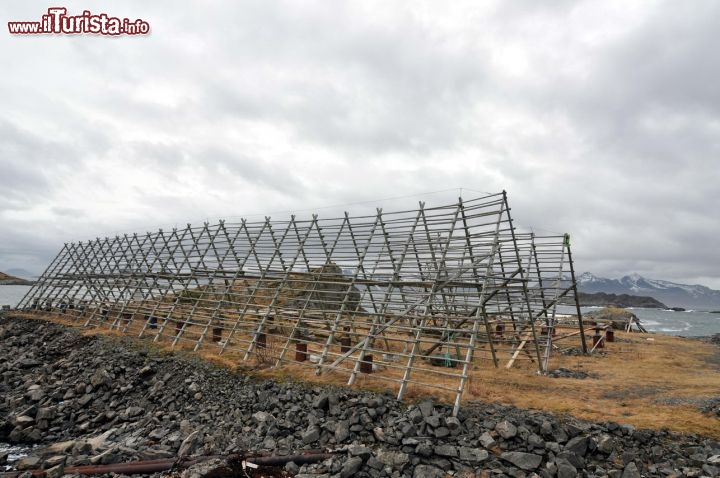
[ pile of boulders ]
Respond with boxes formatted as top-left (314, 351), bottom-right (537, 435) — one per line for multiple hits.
top-left (1, 313), bottom-right (719, 478)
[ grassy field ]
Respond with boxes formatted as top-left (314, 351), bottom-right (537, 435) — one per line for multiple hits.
top-left (9, 311), bottom-right (720, 438)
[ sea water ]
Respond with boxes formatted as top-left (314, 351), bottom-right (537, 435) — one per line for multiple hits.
top-left (556, 305), bottom-right (720, 337)
top-left (0, 285), bottom-right (32, 308)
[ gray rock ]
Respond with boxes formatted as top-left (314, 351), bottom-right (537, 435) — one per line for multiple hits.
top-left (340, 456), bottom-right (363, 478)
top-left (178, 430), bottom-right (200, 457)
top-left (596, 434), bottom-right (615, 454)
top-left (398, 420), bottom-right (417, 438)
top-left (425, 415), bottom-right (441, 428)
top-left (313, 394), bottom-right (330, 410)
top-left (565, 435), bottom-right (588, 456)
top-left (445, 416), bottom-right (461, 431)
top-left (556, 458), bottom-right (576, 478)
top-left (540, 420), bottom-right (553, 436)
top-left (413, 464), bottom-right (445, 478)
top-left (496, 420), bottom-right (518, 439)
top-left (622, 462), bottom-right (641, 478)
top-left (459, 447), bottom-right (489, 463)
top-left (335, 421), bottom-right (350, 443)
top-left (418, 399), bottom-right (434, 418)
top-left (15, 455), bottom-right (41, 470)
top-left (35, 407), bottom-right (56, 421)
top-left (527, 433), bottom-right (544, 449)
top-left (252, 411), bottom-right (274, 423)
top-left (302, 425), bottom-right (321, 444)
top-left (557, 450), bottom-right (584, 469)
top-left (43, 456), bottom-right (67, 468)
top-left (348, 445), bottom-right (371, 460)
top-left (90, 368), bottom-right (112, 388)
top-left (14, 415), bottom-right (35, 428)
top-left (126, 406), bottom-right (144, 418)
top-left (285, 461), bottom-right (300, 474)
top-left (702, 464), bottom-right (719, 476)
top-left (366, 456), bottom-right (383, 470)
top-left (434, 444), bottom-right (458, 457)
top-left (552, 427), bottom-right (569, 443)
top-left (479, 431), bottom-right (496, 448)
top-left (180, 458), bottom-right (228, 478)
top-left (45, 464), bottom-right (64, 478)
top-left (375, 449), bottom-right (409, 469)
top-left (415, 443), bottom-right (433, 457)
top-left (545, 441), bottom-right (561, 453)
top-left (501, 451), bottom-right (543, 471)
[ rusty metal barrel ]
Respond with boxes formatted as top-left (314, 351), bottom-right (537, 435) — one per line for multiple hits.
top-left (495, 324), bottom-right (504, 337)
top-left (295, 342), bottom-right (308, 362)
top-left (605, 328), bottom-right (614, 342)
top-left (340, 337), bottom-right (351, 353)
top-left (359, 354), bottom-right (373, 374)
top-left (593, 333), bottom-right (603, 348)
top-left (212, 327), bottom-right (223, 342)
top-left (257, 332), bottom-right (267, 349)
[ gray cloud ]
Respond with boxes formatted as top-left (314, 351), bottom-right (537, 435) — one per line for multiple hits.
top-left (0, 0), bottom-right (718, 289)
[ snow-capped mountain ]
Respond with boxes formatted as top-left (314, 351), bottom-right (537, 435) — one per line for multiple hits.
top-left (577, 272), bottom-right (720, 310)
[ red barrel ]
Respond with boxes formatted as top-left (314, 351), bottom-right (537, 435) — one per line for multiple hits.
top-left (295, 342), bottom-right (308, 362)
top-left (212, 327), bottom-right (222, 342)
top-left (605, 328), bottom-right (614, 343)
top-left (175, 320), bottom-right (184, 335)
top-left (359, 354), bottom-right (373, 374)
top-left (340, 337), bottom-right (351, 353)
top-left (257, 332), bottom-right (267, 349)
top-left (593, 333), bottom-right (604, 348)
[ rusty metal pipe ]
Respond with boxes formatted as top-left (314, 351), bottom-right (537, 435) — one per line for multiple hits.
top-left (0, 451), bottom-right (337, 477)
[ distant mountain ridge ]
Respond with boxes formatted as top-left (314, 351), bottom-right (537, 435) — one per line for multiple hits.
top-left (0, 271), bottom-right (34, 285)
top-left (5, 268), bottom-right (37, 280)
top-left (575, 291), bottom-right (667, 309)
top-left (577, 272), bottom-right (720, 309)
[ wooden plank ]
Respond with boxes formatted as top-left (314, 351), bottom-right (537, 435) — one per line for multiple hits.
top-left (505, 332), bottom-right (532, 369)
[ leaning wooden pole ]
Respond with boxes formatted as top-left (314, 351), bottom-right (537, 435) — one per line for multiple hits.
top-left (564, 233), bottom-right (588, 354)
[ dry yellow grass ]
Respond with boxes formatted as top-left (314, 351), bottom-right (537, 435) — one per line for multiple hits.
top-left (9, 311), bottom-right (720, 438)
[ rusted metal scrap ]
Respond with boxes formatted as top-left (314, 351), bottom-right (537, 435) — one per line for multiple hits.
top-left (0, 450), bottom-right (337, 477)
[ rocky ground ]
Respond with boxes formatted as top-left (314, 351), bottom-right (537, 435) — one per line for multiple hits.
top-left (1, 313), bottom-right (720, 478)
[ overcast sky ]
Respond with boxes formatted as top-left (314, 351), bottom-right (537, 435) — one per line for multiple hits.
top-left (1, 1), bottom-right (719, 288)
